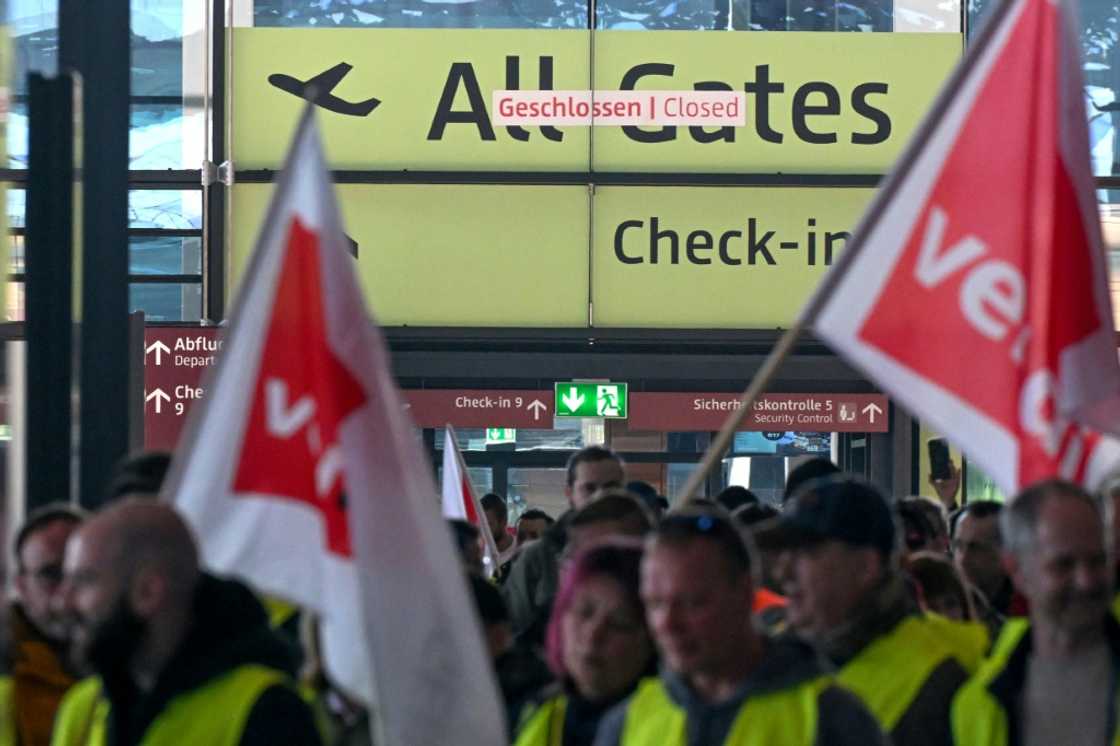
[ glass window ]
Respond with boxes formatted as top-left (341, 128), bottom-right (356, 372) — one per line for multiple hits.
top-left (436, 466), bottom-right (494, 494)
top-left (129, 282), bottom-right (202, 322)
top-left (602, 0), bottom-right (956, 30)
top-left (7, 281), bottom-right (24, 321)
top-left (10, 234), bottom-right (24, 276)
top-left (7, 190), bottom-right (24, 230)
top-left (251, 0), bottom-right (589, 29)
top-left (598, 0), bottom-right (728, 30)
top-left (434, 420), bottom-right (591, 451)
top-left (732, 430), bottom-right (832, 456)
top-left (508, 467), bottom-right (569, 519)
top-left (722, 454), bottom-right (786, 504)
top-left (9, 1), bottom-right (206, 170)
top-left (129, 236), bottom-right (202, 276)
top-left (129, 190), bottom-right (203, 230)
top-left (963, 458), bottom-right (1005, 502)
top-left (1101, 201), bottom-right (1120, 328)
top-left (666, 462), bottom-right (698, 498)
top-left (131, 0), bottom-right (207, 170)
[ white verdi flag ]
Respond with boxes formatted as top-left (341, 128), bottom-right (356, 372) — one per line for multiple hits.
top-left (441, 425), bottom-right (500, 573)
top-left (162, 106), bottom-right (506, 746)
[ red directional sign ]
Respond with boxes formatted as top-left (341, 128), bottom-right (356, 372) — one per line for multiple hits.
top-left (628, 393), bottom-right (889, 432)
top-left (403, 390), bottom-right (553, 428)
top-left (144, 327), bottom-right (223, 450)
top-left (145, 341), bottom-right (888, 448)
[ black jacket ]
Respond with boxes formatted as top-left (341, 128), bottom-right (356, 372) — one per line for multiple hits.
top-left (98, 573), bottom-right (321, 746)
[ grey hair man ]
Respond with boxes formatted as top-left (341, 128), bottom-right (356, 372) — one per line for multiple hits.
top-left (951, 480), bottom-right (1118, 746)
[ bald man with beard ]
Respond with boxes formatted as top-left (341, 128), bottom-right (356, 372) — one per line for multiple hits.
top-left (49, 500), bottom-right (321, 746)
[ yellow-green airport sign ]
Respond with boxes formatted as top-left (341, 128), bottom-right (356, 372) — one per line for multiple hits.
top-left (230, 183), bottom-right (875, 328)
top-left (232, 29), bottom-right (960, 173)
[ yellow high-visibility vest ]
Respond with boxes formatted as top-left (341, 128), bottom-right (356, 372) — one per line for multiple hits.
top-left (513, 695), bottom-right (567, 746)
top-left (951, 619), bottom-right (1120, 746)
top-left (0, 676), bottom-right (16, 746)
top-left (49, 665), bottom-right (287, 746)
top-left (619, 675), bottom-right (827, 746)
top-left (838, 615), bottom-right (974, 733)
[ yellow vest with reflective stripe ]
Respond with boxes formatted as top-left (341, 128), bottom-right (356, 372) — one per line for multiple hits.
top-left (0, 676), bottom-right (16, 746)
top-left (49, 665), bottom-right (287, 746)
top-left (513, 695), bottom-right (566, 746)
top-left (837, 615), bottom-right (970, 733)
top-left (951, 619), bottom-right (1120, 746)
top-left (620, 675), bottom-right (826, 746)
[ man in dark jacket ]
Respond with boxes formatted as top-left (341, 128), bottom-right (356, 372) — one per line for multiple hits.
top-left (51, 499), bottom-right (320, 746)
top-left (5, 504), bottom-right (86, 746)
top-left (503, 446), bottom-right (625, 646)
top-left (760, 475), bottom-right (984, 746)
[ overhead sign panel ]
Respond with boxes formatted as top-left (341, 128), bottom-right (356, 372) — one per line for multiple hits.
top-left (231, 29), bottom-right (959, 172)
top-left (629, 392), bottom-right (889, 431)
top-left (233, 29), bottom-right (591, 171)
top-left (404, 389), bottom-right (552, 427)
top-left (231, 183), bottom-right (874, 327)
top-left (230, 184), bottom-right (589, 327)
top-left (592, 186), bottom-right (875, 327)
top-left (590, 32), bottom-right (959, 174)
top-left (554, 382), bottom-right (629, 418)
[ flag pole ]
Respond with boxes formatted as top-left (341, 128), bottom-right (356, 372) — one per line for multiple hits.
top-left (674, 320), bottom-right (806, 504)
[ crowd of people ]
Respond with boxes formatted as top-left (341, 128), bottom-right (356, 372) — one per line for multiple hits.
top-left (1, 445), bottom-right (1118, 745)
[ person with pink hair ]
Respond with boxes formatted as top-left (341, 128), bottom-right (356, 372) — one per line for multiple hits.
top-left (513, 540), bottom-right (656, 746)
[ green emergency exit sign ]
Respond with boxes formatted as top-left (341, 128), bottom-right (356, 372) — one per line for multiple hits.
top-left (554, 382), bottom-right (629, 419)
top-left (486, 428), bottom-right (516, 444)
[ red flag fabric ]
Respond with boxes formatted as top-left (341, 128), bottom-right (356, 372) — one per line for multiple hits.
top-left (441, 425), bottom-right (501, 575)
top-left (163, 106), bottom-right (506, 746)
top-left (808, 0), bottom-right (1120, 495)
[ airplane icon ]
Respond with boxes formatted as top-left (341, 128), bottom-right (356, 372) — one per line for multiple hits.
top-left (268, 62), bottom-right (381, 117)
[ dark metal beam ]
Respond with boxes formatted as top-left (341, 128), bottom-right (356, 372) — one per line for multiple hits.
top-left (61, 0), bottom-right (132, 506)
top-left (25, 74), bottom-right (75, 510)
top-left (234, 169), bottom-right (885, 187)
top-left (205, 0), bottom-right (228, 322)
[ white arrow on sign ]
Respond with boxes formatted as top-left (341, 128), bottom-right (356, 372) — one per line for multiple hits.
top-left (526, 399), bottom-right (547, 421)
top-left (146, 388), bottom-right (171, 414)
top-left (561, 387), bottom-right (585, 414)
top-left (145, 340), bottom-right (171, 366)
top-left (862, 403), bottom-right (883, 424)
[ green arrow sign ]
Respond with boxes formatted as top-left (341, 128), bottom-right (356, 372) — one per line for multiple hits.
top-left (486, 428), bottom-right (516, 444)
top-left (554, 382), bottom-right (628, 419)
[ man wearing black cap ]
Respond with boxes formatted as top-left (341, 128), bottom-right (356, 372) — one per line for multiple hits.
top-left (758, 475), bottom-right (983, 746)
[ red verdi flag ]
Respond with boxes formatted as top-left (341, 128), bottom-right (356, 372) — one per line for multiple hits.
top-left (164, 107), bottom-right (506, 745)
top-left (808, 0), bottom-right (1120, 494)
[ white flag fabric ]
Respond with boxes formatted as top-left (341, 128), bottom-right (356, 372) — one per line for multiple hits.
top-left (441, 425), bottom-right (501, 574)
top-left (163, 105), bottom-right (506, 746)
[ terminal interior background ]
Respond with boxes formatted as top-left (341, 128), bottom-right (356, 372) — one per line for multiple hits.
top-left (2, 0), bottom-right (1120, 524)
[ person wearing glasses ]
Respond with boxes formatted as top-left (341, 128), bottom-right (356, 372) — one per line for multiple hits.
top-left (514, 541), bottom-right (656, 746)
top-left (761, 476), bottom-right (984, 746)
top-left (4, 503), bottom-right (87, 746)
top-left (594, 509), bottom-right (886, 746)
